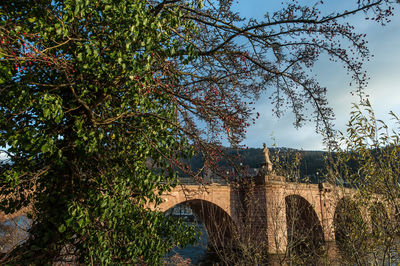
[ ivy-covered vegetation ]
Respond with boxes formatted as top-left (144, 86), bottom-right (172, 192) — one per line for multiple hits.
top-left (0, 0), bottom-right (200, 264)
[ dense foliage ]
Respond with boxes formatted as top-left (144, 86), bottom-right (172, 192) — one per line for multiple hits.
top-left (0, 0), bottom-right (200, 264)
top-left (0, 0), bottom-right (398, 264)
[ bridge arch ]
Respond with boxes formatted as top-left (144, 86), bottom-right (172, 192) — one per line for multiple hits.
top-left (164, 199), bottom-right (235, 250)
top-left (285, 194), bottom-right (325, 258)
top-left (334, 197), bottom-right (368, 258)
top-left (370, 202), bottom-right (388, 233)
top-left (155, 185), bottom-right (233, 218)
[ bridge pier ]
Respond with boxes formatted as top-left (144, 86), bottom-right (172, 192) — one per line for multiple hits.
top-left (265, 181), bottom-right (288, 255)
top-left (324, 240), bottom-right (341, 265)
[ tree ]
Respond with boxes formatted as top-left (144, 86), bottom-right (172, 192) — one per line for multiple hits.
top-left (325, 100), bottom-right (400, 265)
top-left (0, 0), bottom-right (398, 264)
top-left (0, 1), bottom-right (199, 264)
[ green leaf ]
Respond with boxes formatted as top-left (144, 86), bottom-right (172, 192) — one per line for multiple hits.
top-left (58, 224), bottom-right (66, 233)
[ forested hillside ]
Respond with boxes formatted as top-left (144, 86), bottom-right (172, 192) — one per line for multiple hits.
top-left (188, 148), bottom-right (327, 183)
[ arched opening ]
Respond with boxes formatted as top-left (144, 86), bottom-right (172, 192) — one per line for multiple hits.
top-left (369, 201), bottom-right (400, 264)
top-left (285, 195), bottom-right (324, 262)
top-left (334, 197), bottom-right (368, 262)
top-left (164, 199), bottom-right (234, 265)
top-left (370, 202), bottom-right (389, 238)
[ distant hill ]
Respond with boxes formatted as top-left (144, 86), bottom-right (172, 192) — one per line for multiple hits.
top-left (0, 148), bottom-right (327, 184)
top-left (187, 147), bottom-right (327, 184)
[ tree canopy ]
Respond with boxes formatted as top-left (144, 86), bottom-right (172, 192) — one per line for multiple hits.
top-left (0, 0), bottom-right (398, 264)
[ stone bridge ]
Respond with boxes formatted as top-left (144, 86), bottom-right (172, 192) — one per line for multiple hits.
top-left (152, 174), bottom-right (397, 256)
top-left (1, 174), bottom-right (397, 258)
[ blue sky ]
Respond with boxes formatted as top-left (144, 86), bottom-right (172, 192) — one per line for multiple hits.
top-left (232, 0), bottom-right (400, 150)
